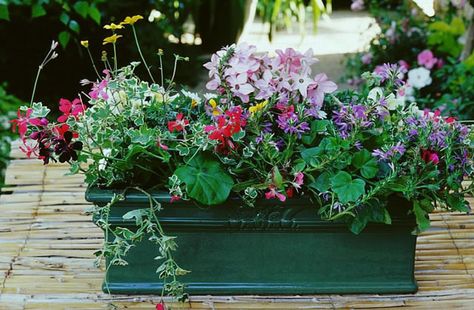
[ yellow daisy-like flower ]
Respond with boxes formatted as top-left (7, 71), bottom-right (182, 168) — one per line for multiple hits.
top-left (104, 23), bottom-right (124, 30)
top-left (191, 99), bottom-right (198, 108)
top-left (80, 40), bottom-right (89, 48)
top-left (249, 100), bottom-right (268, 114)
top-left (209, 99), bottom-right (221, 116)
top-left (122, 15), bottom-right (144, 25)
top-left (103, 34), bottom-right (123, 45)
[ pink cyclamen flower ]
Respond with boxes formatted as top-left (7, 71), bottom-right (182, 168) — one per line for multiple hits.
top-left (417, 50), bottom-right (438, 69)
top-left (265, 186), bottom-right (286, 202)
top-left (58, 98), bottom-right (85, 122)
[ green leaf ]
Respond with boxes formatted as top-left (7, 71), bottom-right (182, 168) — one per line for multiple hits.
top-left (123, 209), bottom-right (146, 225)
top-left (174, 153), bottom-right (234, 205)
top-left (330, 171), bottom-right (365, 203)
top-left (88, 4), bottom-right (101, 24)
top-left (29, 102), bottom-right (50, 118)
top-left (309, 172), bottom-right (332, 192)
top-left (73, 1), bottom-right (89, 18)
top-left (272, 166), bottom-right (283, 189)
top-left (69, 20), bottom-right (80, 34)
top-left (58, 31), bottom-right (71, 48)
top-left (59, 12), bottom-right (70, 25)
top-left (413, 201), bottom-right (430, 231)
top-left (0, 4), bottom-right (9, 20)
top-left (350, 203), bottom-right (391, 234)
top-left (352, 150), bottom-right (379, 179)
top-left (446, 194), bottom-right (470, 212)
top-left (32, 4), bottom-right (47, 18)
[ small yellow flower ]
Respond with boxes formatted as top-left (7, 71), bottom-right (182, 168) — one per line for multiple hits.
top-left (209, 99), bottom-right (221, 116)
top-left (103, 34), bottom-right (123, 45)
top-left (191, 99), bottom-right (198, 108)
top-left (104, 23), bottom-right (124, 30)
top-left (122, 15), bottom-right (144, 25)
top-left (80, 40), bottom-right (89, 48)
top-left (249, 100), bottom-right (268, 114)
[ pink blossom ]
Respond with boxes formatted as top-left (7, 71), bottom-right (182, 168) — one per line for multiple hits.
top-left (351, 0), bottom-right (365, 11)
top-left (307, 73), bottom-right (337, 105)
top-left (398, 60), bottom-right (410, 73)
top-left (227, 73), bottom-right (254, 103)
top-left (292, 172), bottom-right (304, 190)
top-left (361, 53), bottom-right (372, 65)
top-left (436, 58), bottom-right (444, 69)
top-left (11, 108), bottom-right (43, 138)
top-left (417, 50), bottom-right (438, 69)
top-left (254, 69), bottom-right (275, 100)
top-left (57, 98), bottom-right (85, 122)
top-left (265, 186), bottom-right (286, 202)
top-left (291, 72), bottom-right (313, 98)
top-left (89, 79), bottom-right (109, 100)
top-left (170, 195), bottom-right (181, 203)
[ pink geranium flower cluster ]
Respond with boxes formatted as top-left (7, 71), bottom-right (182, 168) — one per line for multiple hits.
top-left (204, 44), bottom-right (337, 109)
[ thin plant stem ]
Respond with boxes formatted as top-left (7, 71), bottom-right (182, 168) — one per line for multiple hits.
top-left (132, 25), bottom-right (156, 83)
top-left (86, 48), bottom-right (101, 78)
top-left (158, 52), bottom-right (164, 87)
top-left (112, 43), bottom-right (118, 73)
top-left (30, 67), bottom-right (42, 105)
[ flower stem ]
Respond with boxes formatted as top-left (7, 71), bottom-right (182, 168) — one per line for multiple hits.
top-left (30, 66), bottom-right (42, 105)
top-left (132, 25), bottom-right (155, 83)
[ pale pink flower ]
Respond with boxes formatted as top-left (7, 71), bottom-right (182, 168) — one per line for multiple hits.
top-left (227, 73), bottom-right (254, 103)
top-left (291, 72), bottom-right (313, 98)
top-left (307, 73), bottom-right (338, 105)
top-left (417, 50), bottom-right (438, 69)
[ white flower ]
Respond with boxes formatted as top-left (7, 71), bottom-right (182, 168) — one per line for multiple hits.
top-left (98, 148), bottom-right (112, 171)
top-left (368, 87), bottom-right (384, 102)
top-left (407, 67), bottom-right (432, 89)
top-left (181, 90), bottom-right (202, 106)
top-left (386, 93), bottom-right (405, 110)
top-left (203, 93), bottom-right (217, 100)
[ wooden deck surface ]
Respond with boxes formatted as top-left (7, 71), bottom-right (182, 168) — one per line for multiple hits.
top-left (1, 141), bottom-right (474, 309)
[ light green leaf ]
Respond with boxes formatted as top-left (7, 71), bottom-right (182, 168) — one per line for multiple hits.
top-left (330, 171), bottom-right (365, 203)
top-left (88, 4), bottom-right (101, 24)
top-left (32, 4), bottom-right (47, 18)
top-left (413, 201), bottom-right (430, 231)
top-left (59, 12), bottom-right (70, 25)
top-left (30, 102), bottom-right (50, 118)
top-left (0, 4), bottom-right (9, 20)
top-left (174, 153), bottom-right (234, 205)
top-left (73, 1), bottom-right (89, 18)
top-left (58, 31), bottom-right (71, 48)
top-left (272, 166), bottom-right (283, 189)
top-left (69, 20), bottom-right (80, 34)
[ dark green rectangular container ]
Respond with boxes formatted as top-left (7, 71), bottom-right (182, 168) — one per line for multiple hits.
top-left (85, 188), bottom-right (418, 295)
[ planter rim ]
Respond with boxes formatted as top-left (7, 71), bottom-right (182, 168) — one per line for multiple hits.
top-left (85, 186), bottom-right (417, 229)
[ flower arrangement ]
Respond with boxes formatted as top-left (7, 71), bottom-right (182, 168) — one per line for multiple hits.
top-left (346, 0), bottom-right (474, 118)
top-left (13, 15), bottom-right (473, 300)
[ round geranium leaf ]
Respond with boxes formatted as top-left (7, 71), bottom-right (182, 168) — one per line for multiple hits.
top-left (330, 171), bottom-right (366, 204)
top-left (174, 153), bottom-right (234, 205)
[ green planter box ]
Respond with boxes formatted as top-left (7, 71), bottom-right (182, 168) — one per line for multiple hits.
top-left (86, 188), bottom-right (418, 295)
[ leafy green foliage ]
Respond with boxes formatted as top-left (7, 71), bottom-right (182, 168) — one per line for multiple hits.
top-left (428, 17), bottom-right (465, 57)
top-left (330, 171), bottom-right (366, 204)
top-left (352, 150), bottom-right (379, 179)
top-left (175, 154), bottom-right (234, 205)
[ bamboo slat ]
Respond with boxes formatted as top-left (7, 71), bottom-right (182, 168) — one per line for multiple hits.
top-left (1, 140), bottom-right (474, 309)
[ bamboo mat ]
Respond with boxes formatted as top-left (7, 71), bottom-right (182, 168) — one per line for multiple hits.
top-left (1, 141), bottom-right (474, 310)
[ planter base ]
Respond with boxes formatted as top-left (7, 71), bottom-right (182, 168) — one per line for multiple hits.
top-left (87, 188), bottom-right (418, 295)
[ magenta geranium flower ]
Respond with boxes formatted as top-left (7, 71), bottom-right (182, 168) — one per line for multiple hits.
top-left (265, 186), bottom-right (286, 202)
top-left (11, 108), bottom-right (43, 138)
top-left (57, 98), bottom-right (85, 122)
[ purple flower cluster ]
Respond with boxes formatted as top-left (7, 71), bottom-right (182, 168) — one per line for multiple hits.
top-left (332, 103), bottom-right (374, 139)
top-left (372, 142), bottom-right (406, 161)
